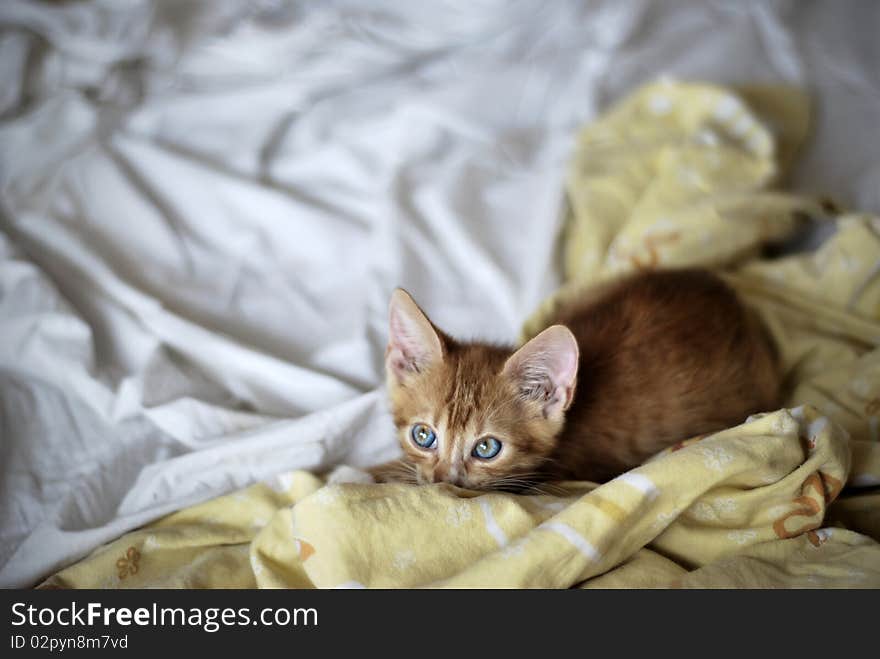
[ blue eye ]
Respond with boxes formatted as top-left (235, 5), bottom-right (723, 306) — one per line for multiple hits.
top-left (472, 437), bottom-right (501, 460)
top-left (411, 424), bottom-right (437, 449)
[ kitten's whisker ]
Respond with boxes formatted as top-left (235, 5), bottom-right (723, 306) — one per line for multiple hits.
top-left (488, 475), bottom-right (547, 495)
top-left (530, 482), bottom-right (569, 497)
top-left (485, 471), bottom-right (574, 498)
top-left (375, 459), bottom-right (420, 485)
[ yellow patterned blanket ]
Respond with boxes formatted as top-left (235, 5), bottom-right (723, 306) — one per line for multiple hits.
top-left (41, 81), bottom-right (880, 589)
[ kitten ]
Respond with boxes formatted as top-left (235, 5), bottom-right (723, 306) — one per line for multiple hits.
top-left (373, 268), bottom-right (781, 490)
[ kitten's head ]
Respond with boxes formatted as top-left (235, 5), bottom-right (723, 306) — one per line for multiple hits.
top-left (384, 289), bottom-right (578, 491)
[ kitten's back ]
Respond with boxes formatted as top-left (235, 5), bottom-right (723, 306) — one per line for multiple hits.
top-left (548, 269), bottom-right (780, 481)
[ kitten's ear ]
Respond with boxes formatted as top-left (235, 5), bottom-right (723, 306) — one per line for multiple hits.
top-left (386, 288), bottom-right (444, 383)
top-left (502, 325), bottom-right (579, 420)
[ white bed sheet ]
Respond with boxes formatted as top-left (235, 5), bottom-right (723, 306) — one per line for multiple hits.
top-left (1, 0), bottom-right (878, 588)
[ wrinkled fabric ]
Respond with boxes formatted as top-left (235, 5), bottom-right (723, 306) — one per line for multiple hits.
top-left (2, 0), bottom-right (879, 587)
top-left (35, 408), bottom-right (880, 589)
top-left (38, 80), bottom-right (880, 590)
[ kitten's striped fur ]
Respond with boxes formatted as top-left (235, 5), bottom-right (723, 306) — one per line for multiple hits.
top-left (375, 269), bottom-right (781, 490)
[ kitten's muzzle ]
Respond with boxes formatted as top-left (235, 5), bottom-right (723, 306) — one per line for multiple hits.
top-left (428, 465), bottom-right (465, 487)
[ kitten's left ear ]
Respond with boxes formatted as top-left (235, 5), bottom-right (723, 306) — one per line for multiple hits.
top-left (502, 325), bottom-right (579, 420)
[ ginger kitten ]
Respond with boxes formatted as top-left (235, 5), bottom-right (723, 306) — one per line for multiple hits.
top-left (376, 269), bottom-right (781, 490)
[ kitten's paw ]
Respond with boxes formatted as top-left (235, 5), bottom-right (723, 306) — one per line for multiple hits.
top-left (325, 465), bottom-right (376, 486)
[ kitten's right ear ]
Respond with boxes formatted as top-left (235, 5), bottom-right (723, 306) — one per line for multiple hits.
top-left (502, 325), bottom-right (579, 421)
top-left (386, 288), bottom-right (444, 383)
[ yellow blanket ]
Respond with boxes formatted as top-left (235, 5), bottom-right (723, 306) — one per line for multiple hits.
top-left (40, 81), bottom-right (880, 589)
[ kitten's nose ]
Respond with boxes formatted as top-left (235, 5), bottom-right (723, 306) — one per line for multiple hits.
top-left (432, 466), bottom-right (464, 487)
